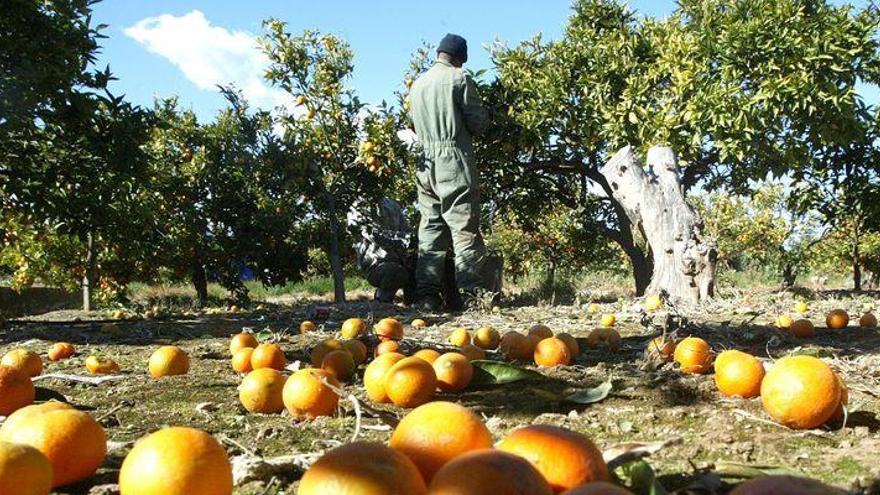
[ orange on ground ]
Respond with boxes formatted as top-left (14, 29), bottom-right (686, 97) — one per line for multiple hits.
top-left (300, 320), bottom-right (317, 333)
top-left (473, 327), bottom-right (500, 349)
top-left (789, 319), bottom-right (815, 338)
top-left (1, 349), bottom-right (42, 377)
top-left (432, 353), bottom-right (473, 392)
top-left (0, 408), bottom-right (106, 488)
top-left (47, 343), bottom-right (75, 362)
top-left (498, 424), bottom-right (609, 492)
top-left (299, 441), bottom-right (426, 495)
top-left (341, 339), bottom-right (367, 365)
top-left (794, 301), bottom-right (809, 314)
top-left (587, 303), bottom-right (600, 313)
top-left (0, 365), bottom-right (35, 416)
top-left (238, 368), bottom-right (286, 414)
top-left (0, 440), bottom-right (53, 495)
top-left (714, 350), bottom-right (764, 398)
top-left (412, 318), bottom-right (428, 329)
top-left (599, 314), bottom-right (616, 327)
top-left (374, 318), bottom-right (404, 341)
top-left (449, 328), bottom-right (471, 346)
top-left (562, 482), bottom-right (634, 495)
top-left (586, 328), bottom-right (621, 349)
top-left (148, 346), bottom-right (190, 378)
top-left (729, 475), bottom-right (843, 495)
top-left (826, 309), bottom-right (849, 330)
top-left (761, 355), bottom-right (842, 429)
top-left (534, 337), bottom-right (571, 367)
top-left (364, 352), bottom-right (405, 403)
top-left (646, 337), bottom-right (676, 362)
top-left (0, 402), bottom-right (72, 436)
top-left (229, 332), bottom-right (258, 355)
top-left (859, 312), bottom-right (877, 328)
top-left (119, 427), bottom-right (232, 495)
top-left (321, 350), bottom-right (355, 382)
top-left (374, 340), bottom-right (401, 357)
top-left (341, 318), bottom-right (367, 339)
top-left (528, 324), bottom-right (554, 340)
top-left (459, 344), bottom-right (486, 362)
top-left (775, 314), bottom-right (794, 330)
top-left (427, 449), bottom-right (552, 495)
top-left (85, 355), bottom-right (119, 375)
top-left (390, 401), bottom-right (493, 483)
top-left (644, 295), bottom-right (662, 312)
top-left (384, 357), bottom-right (437, 408)
top-left (251, 343), bottom-right (287, 371)
top-left (282, 368), bottom-right (339, 419)
top-left (231, 347), bottom-right (254, 373)
top-left (414, 349), bottom-right (441, 364)
top-left (829, 374), bottom-right (849, 423)
top-left (499, 332), bottom-right (532, 361)
top-left (556, 332), bottom-right (580, 358)
top-left (673, 337), bottom-right (712, 374)
top-left (310, 339), bottom-right (342, 367)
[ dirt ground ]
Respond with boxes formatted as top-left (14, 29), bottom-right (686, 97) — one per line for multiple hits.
top-left (2, 287), bottom-right (879, 494)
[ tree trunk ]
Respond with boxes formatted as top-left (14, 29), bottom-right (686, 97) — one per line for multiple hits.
top-left (781, 262), bottom-right (797, 289)
top-left (600, 146), bottom-right (717, 304)
top-left (852, 227), bottom-right (862, 291)
top-left (623, 242), bottom-right (652, 296)
top-left (190, 259), bottom-right (208, 308)
top-left (325, 193), bottom-right (346, 303)
top-left (82, 232), bottom-right (94, 311)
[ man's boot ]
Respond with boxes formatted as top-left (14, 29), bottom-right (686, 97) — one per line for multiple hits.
top-left (374, 288), bottom-right (396, 303)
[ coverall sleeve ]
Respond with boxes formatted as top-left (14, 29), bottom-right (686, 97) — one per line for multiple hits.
top-left (459, 74), bottom-right (489, 136)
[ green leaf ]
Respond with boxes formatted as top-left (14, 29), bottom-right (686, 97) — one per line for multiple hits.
top-left (564, 380), bottom-right (612, 404)
top-left (617, 460), bottom-right (668, 495)
top-left (713, 461), bottom-right (803, 478)
top-left (469, 360), bottom-right (544, 385)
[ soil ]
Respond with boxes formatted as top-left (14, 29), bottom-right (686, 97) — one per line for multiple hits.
top-left (2, 287), bottom-right (878, 494)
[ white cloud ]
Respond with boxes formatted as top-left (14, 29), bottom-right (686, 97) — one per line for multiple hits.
top-left (124, 10), bottom-right (292, 111)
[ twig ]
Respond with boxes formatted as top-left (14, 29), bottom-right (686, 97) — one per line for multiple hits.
top-left (732, 409), bottom-right (789, 430)
top-left (316, 376), bottom-right (363, 442)
top-left (220, 434), bottom-right (258, 457)
top-left (97, 401), bottom-right (131, 422)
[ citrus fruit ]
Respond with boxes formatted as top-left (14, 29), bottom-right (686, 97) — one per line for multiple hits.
top-left (528, 324), bottom-right (553, 340)
top-left (321, 350), bottom-right (355, 382)
top-left (599, 314), bottom-right (616, 327)
top-left (556, 332), bottom-right (580, 358)
top-left (826, 309), bottom-right (849, 329)
top-left (761, 355), bottom-right (842, 429)
top-left (231, 347), bottom-right (254, 373)
top-left (427, 449), bottom-right (552, 495)
top-left (587, 303), bottom-right (600, 313)
top-left (0, 365), bottom-right (35, 416)
top-left (459, 344), bottom-right (486, 361)
top-left (714, 350), bottom-right (764, 398)
top-left (47, 343), bottom-right (75, 362)
top-left (534, 337), bottom-right (571, 367)
top-left (0, 402), bottom-right (72, 435)
top-left (0, 440), bottom-right (53, 495)
top-left (775, 314), bottom-right (794, 329)
top-left (364, 352), bottom-right (405, 403)
top-left (390, 401), bottom-right (493, 482)
top-left (119, 427), bottom-right (232, 495)
top-left (412, 318), bottom-right (428, 329)
top-left (384, 357), bottom-right (437, 408)
top-left (646, 337), bottom-right (676, 362)
top-left (251, 343), bottom-right (287, 371)
top-left (729, 475), bottom-right (843, 494)
top-left (310, 339), bottom-right (342, 367)
top-left (375, 340), bottom-right (401, 356)
top-left (148, 346), bottom-right (190, 378)
top-left (789, 319), bottom-right (815, 338)
top-left (499, 332), bottom-right (532, 361)
top-left (341, 339), bottom-right (367, 365)
top-left (473, 327), bottom-right (500, 349)
top-left (375, 318), bottom-right (404, 341)
top-left (299, 441), bottom-right (426, 495)
top-left (413, 349), bottom-right (441, 364)
top-left (341, 318), bottom-right (367, 339)
top-left (282, 368), bottom-right (339, 419)
top-left (449, 328), bottom-right (471, 346)
top-left (432, 353), bottom-right (473, 391)
top-left (794, 301), bottom-right (809, 314)
top-left (300, 320), bottom-right (317, 333)
top-left (859, 312), bottom-right (877, 328)
top-left (229, 332), bottom-right (257, 355)
top-left (238, 368), bottom-right (285, 413)
top-left (1, 349), bottom-right (42, 377)
top-left (85, 355), bottom-right (119, 375)
top-left (586, 328), bottom-right (621, 350)
top-left (644, 295), bottom-right (662, 312)
top-left (673, 337), bottom-right (712, 374)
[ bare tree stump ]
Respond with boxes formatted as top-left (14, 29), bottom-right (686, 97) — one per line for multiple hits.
top-left (601, 146), bottom-right (717, 304)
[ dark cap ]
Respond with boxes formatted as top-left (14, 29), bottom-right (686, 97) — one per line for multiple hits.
top-left (437, 33), bottom-right (468, 63)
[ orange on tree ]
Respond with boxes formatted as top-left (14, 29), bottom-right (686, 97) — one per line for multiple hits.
top-left (528, 324), bottom-right (554, 340)
top-left (341, 318), bottom-right (367, 338)
top-left (0, 365), bottom-right (35, 416)
top-left (534, 337), bottom-right (571, 367)
top-left (229, 332), bottom-right (258, 355)
top-left (599, 314), bottom-right (616, 327)
top-left (283, 368), bottom-right (340, 419)
top-left (499, 332), bottom-right (532, 361)
top-left (251, 343), bottom-right (287, 371)
top-left (427, 449), bottom-right (553, 495)
top-left (646, 337), bottom-right (676, 362)
top-left (449, 328), bottom-right (471, 346)
top-left (859, 312), bottom-right (877, 328)
top-left (390, 401), bottom-right (493, 483)
top-left (1, 349), bottom-right (42, 377)
top-left (761, 355), bottom-right (842, 429)
top-left (231, 347), bottom-right (254, 373)
top-left (148, 346), bottom-right (190, 378)
top-left (375, 318), bottom-right (404, 341)
top-left (119, 427), bottom-right (233, 495)
top-left (414, 348), bottom-right (441, 364)
top-left (825, 309), bottom-right (849, 330)
top-left (0, 408), bottom-right (106, 488)
top-left (375, 339), bottom-right (401, 356)
top-left (384, 357), bottom-right (437, 408)
top-left (714, 350), bottom-right (764, 398)
top-left (673, 337), bottom-right (712, 374)
top-left (498, 424), bottom-right (609, 492)
top-left (432, 353), bottom-right (473, 392)
top-left (85, 355), bottom-right (119, 375)
top-left (729, 475), bottom-right (844, 495)
top-left (0, 440), bottom-right (53, 495)
top-left (321, 350), bottom-right (355, 382)
top-left (556, 332), bottom-right (580, 358)
top-left (300, 320), bottom-right (317, 333)
top-left (586, 328), bottom-right (621, 350)
top-left (789, 319), bottom-right (815, 339)
top-left (299, 441), bottom-right (426, 495)
top-left (459, 344), bottom-right (485, 361)
top-left (562, 482), bottom-right (634, 495)
top-left (775, 314), bottom-right (794, 330)
top-left (341, 339), bottom-right (367, 365)
top-left (473, 327), bottom-right (500, 349)
top-left (310, 339), bottom-right (343, 367)
top-left (364, 352), bottom-right (405, 403)
top-left (238, 368), bottom-right (286, 414)
top-left (47, 343), bottom-right (75, 362)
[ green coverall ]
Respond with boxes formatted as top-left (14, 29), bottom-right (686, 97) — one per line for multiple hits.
top-left (409, 59), bottom-right (490, 299)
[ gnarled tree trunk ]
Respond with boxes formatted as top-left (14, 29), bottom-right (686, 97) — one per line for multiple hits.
top-left (601, 146), bottom-right (717, 304)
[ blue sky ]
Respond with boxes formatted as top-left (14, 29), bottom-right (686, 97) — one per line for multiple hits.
top-left (92, 0), bottom-right (876, 122)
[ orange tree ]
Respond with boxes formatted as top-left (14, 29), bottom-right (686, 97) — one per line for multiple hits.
top-left (260, 20), bottom-right (408, 302)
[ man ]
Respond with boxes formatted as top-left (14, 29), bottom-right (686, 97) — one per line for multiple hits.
top-left (409, 33), bottom-right (490, 311)
top-left (346, 197), bottom-right (413, 303)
